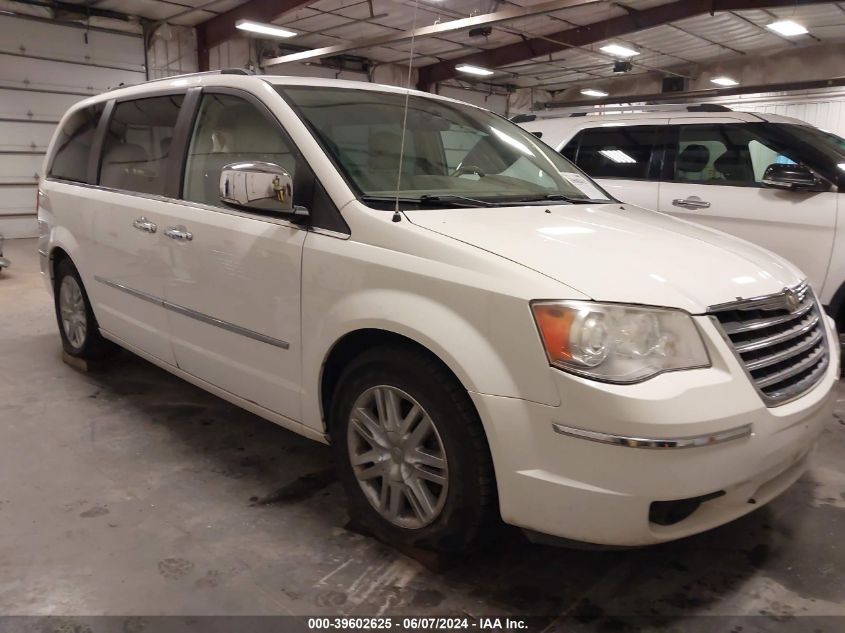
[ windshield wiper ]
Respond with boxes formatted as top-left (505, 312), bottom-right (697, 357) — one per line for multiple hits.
top-left (514, 194), bottom-right (605, 204)
top-left (361, 194), bottom-right (495, 208)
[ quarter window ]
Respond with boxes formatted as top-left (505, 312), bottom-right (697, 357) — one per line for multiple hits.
top-left (49, 104), bottom-right (104, 183)
top-left (566, 126), bottom-right (657, 180)
top-left (183, 93), bottom-right (296, 208)
top-left (99, 95), bottom-right (184, 195)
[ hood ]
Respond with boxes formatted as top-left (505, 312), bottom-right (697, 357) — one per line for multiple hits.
top-left (405, 203), bottom-right (803, 313)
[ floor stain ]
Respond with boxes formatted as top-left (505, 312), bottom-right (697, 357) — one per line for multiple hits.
top-left (79, 505), bottom-right (109, 518)
top-left (157, 557), bottom-right (194, 580)
top-left (250, 468), bottom-right (338, 506)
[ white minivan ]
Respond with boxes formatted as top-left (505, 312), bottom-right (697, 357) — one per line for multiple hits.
top-left (38, 73), bottom-right (838, 550)
top-left (519, 106), bottom-right (845, 333)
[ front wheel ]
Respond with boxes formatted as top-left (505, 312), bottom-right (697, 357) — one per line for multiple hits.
top-left (330, 345), bottom-right (497, 552)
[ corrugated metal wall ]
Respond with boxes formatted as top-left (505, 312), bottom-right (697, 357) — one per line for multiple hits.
top-left (0, 14), bottom-right (145, 237)
top-left (718, 88), bottom-right (845, 138)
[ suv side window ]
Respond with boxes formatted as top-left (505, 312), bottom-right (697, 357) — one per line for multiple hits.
top-left (99, 95), bottom-right (184, 195)
top-left (670, 124), bottom-right (802, 186)
top-left (49, 104), bottom-right (104, 183)
top-left (183, 93), bottom-right (296, 207)
top-left (564, 126), bottom-right (658, 180)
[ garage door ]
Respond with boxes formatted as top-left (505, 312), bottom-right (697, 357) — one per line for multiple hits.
top-left (0, 14), bottom-right (146, 237)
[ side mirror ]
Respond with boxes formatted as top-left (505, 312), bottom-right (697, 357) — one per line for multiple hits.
top-left (761, 163), bottom-right (828, 192)
top-left (219, 161), bottom-right (307, 217)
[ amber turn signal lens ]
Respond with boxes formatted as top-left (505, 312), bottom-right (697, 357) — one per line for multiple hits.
top-left (532, 303), bottom-right (575, 363)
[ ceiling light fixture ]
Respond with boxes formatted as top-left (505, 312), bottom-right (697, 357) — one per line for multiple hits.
top-left (456, 63), bottom-right (495, 76)
top-left (580, 88), bottom-right (609, 97)
top-left (711, 76), bottom-right (739, 86)
top-left (235, 20), bottom-right (296, 38)
top-left (600, 43), bottom-right (640, 58)
top-left (766, 20), bottom-right (808, 36)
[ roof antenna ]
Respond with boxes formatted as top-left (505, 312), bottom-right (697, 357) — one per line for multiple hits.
top-left (392, 0), bottom-right (420, 224)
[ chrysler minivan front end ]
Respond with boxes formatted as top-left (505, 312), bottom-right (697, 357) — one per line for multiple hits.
top-left (471, 285), bottom-right (837, 546)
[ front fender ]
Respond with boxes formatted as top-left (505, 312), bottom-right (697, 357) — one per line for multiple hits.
top-left (301, 287), bottom-right (563, 433)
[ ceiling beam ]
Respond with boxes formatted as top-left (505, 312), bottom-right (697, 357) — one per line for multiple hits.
top-left (542, 75), bottom-right (845, 108)
top-left (195, 0), bottom-right (316, 70)
top-left (417, 0), bottom-right (831, 90)
top-left (262, 0), bottom-right (602, 66)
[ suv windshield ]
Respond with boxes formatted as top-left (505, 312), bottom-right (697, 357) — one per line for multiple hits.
top-left (276, 86), bottom-right (610, 208)
top-left (782, 124), bottom-right (845, 160)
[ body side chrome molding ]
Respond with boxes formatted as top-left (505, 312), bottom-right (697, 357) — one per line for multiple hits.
top-left (551, 422), bottom-right (752, 449)
top-left (94, 276), bottom-right (290, 350)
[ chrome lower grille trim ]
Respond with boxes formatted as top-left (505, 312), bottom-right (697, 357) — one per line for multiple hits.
top-left (709, 281), bottom-right (829, 406)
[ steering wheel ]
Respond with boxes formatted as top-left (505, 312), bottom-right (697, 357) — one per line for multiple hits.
top-left (451, 164), bottom-right (486, 178)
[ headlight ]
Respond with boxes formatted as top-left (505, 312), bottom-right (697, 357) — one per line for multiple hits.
top-left (531, 301), bottom-right (710, 383)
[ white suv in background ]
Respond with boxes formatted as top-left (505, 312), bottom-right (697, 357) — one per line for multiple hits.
top-left (519, 106), bottom-right (845, 331)
top-left (38, 74), bottom-right (837, 551)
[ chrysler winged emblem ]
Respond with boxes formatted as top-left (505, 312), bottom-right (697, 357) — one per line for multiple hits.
top-left (783, 288), bottom-right (801, 311)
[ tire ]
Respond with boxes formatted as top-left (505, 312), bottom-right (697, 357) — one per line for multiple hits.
top-left (54, 257), bottom-right (116, 359)
top-left (330, 344), bottom-right (497, 552)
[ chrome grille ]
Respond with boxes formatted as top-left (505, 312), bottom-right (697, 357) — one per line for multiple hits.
top-left (709, 281), bottom-right (829, 406)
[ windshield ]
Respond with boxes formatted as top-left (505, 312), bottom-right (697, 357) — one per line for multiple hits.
top-left (276, 86), bottom-right (610, 208)
top-left (782, 124), bottom-right (845, 159)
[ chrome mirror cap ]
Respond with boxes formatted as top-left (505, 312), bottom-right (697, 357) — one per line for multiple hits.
top-left (219, 161), bottom-right (300, 214)
top-left (761, 163), bottom-right (827, 192)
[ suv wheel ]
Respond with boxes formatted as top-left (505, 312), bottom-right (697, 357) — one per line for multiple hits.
top-left (330, 344), bottom-right (497, 552)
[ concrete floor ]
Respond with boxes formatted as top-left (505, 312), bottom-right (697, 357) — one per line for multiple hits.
top-left (1, 237), bottom-right (844, 629)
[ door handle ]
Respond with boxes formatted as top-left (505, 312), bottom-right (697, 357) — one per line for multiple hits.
top-left (672, 197), bottom-right (711, 210)
top-left (164, 226), bottom-right (193, 242)
top-left (132, 217), bottom-right (157, 233)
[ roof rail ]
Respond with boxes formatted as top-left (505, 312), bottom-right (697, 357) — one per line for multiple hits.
top-left (511, 103), bottom-right (732, 121)
top-left (110, 68), bottom-right (254, 91)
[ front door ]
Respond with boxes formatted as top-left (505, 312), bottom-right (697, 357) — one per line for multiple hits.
top-left (161, 90), bottom-right (306, 421)
top-left (658, 121), bottom-right (837, 294)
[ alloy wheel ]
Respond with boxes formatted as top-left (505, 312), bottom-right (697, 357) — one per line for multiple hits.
top-left (347, 385), bottom-right (449, 529)
top-left (59, 276), bottom-right (87, 350)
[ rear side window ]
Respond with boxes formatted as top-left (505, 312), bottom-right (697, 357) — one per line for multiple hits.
top-left (566, 126), bottom-right (657, 180)
top-left (49, 104), bottom-right (104, 183)
top-left (99, 95), bottom-right (184, 195)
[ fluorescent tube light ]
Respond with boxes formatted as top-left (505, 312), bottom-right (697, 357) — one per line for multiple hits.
top-left (580, 88), bottom-right (609, 97)
top-left (599, 149), bottom-right (636, 164)
top-left (235, 20), bottom-right (296, 38)
top-left (766, 20), bottom-right (808, 36)
top-left (711, 76), bottom-right (739, 86)
top-left (456, 64), bottom-right (494, 76)
top-left (600, 43), bottom-right (640, 58)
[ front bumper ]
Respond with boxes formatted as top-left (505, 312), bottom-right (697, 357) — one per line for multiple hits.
top-left (472, 315), bottom-right (839, 546)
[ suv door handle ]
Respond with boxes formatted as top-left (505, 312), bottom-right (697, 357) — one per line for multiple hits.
top-left (164, 226), bottom-right (193, 242)
top-left (672, 197), bottom-right (711, 210)
top-left (132, 217), bottom-right (157, 233)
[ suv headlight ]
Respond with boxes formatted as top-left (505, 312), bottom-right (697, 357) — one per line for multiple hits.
top-left (531, 300), bottom-right (710, 383)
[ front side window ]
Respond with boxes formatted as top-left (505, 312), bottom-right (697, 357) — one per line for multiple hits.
top-left (99, 95), bottom-right (184, 195)
top-left (671, 124), bottom-right (802, 186)
top-left (183, 93), bottom-right (296, 208)
top-left (566, 126), bottom-right (657, 180)
top-left (49, 104), bottom-right (104, 183)
top-left (277, 86), bottom-right (609, 208)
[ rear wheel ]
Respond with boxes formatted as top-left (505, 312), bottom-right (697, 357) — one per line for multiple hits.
top-left (54, 258), bottom-right (116, 359)
top-left (330, 344), bottom-right (497, 552)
